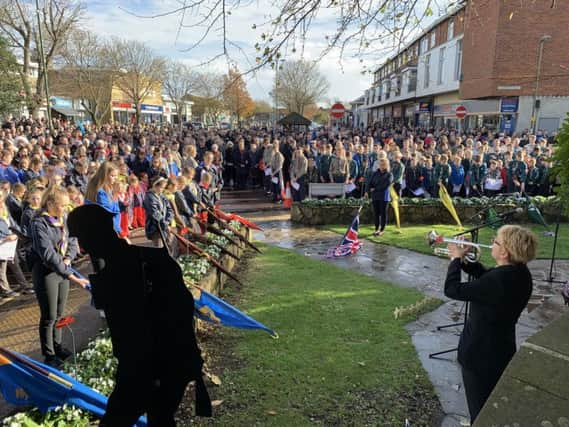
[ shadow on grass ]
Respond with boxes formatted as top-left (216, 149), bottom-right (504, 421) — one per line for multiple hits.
top-left (186, 244), bottom-right (444, 427)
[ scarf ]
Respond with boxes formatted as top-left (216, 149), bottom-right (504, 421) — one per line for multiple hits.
top-left (42, 212), bottom-right (68, 256)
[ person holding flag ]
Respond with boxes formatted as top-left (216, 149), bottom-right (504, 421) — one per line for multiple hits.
top-left (28, 187), bottom-right (89, 368)
top-left (365, 158), bottom-right (393, 236)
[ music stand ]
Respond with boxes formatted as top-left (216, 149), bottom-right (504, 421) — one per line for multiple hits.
top-left (429, 214), bottom-right (511, 359)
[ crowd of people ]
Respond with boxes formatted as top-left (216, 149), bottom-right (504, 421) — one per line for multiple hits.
top-left (0, 116), bottom-right (559, 425)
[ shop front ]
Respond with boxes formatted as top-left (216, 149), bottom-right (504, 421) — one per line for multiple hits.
top-left (499, 97), bottom-right (519, 135)
top-left (403, 103), bottom-right (416, 127)
top-left (433, 99), bottom-right (500, 132)
top-left (141, 104), bottom-right (164, 123)
top-left (50, 96), bottom-right (83, 121)
top-left (416, 101), bottom-right (432, 127)
top-left (112, 101), bottom-right (136, 124)
top-left (392, 105), bottom-right (403, 125)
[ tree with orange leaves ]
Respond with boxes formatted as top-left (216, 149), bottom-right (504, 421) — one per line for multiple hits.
top-left (223, 67), bottom-right (254, 126)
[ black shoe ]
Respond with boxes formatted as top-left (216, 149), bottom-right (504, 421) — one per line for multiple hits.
top-left (44, 355), bottom-right (64, 369)
top-left (54, 345), bottom-right (72, 360)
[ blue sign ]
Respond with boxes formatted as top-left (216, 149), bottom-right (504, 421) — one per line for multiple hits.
top-left (500, 97), bottom-right (519, 113)
top-left (50, 97), bottom-right (73, 108)
top-left (141, 104), bottom-right (163, 113)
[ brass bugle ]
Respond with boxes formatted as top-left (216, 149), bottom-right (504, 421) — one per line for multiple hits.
top-left (426, 230), bottom-right (492, 263)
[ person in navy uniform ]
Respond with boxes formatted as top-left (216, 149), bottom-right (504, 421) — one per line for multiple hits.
top-left (67, 204), bottom-right (211, 426)
top-left (445, 225), bottom-right (537, 423)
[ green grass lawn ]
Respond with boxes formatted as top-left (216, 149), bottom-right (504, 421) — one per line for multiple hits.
top-left (195, 245), bottom-right (442, 426)
top-left (326, 223), bottom-right (569, 266)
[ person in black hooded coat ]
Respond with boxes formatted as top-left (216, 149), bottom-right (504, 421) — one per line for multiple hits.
top-left (67, 204), bottom-right (211, 427)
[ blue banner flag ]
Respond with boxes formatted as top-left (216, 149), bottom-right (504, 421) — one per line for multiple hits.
top-left (192, 287), bottom-right (278, 338)
top-left (0, 348), bottom-right (146, 426)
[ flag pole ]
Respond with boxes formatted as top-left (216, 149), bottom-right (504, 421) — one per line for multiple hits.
top-left (336, 205), bottom-right (362, 247)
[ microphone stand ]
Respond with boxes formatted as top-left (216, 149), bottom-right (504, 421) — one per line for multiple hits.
top-left (429, 214), bottom-right (509, 359)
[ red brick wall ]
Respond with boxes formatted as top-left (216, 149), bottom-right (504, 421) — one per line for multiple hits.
top-left (461, 0), bottom-right (569, 99)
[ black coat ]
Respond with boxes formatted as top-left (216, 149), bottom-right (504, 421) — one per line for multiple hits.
top-left (444, 259), bottom-right (532, 376)
top-left (365, 170), bottom-right (393, 201)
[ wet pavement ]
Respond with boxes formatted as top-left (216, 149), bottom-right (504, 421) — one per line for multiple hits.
top-left (250, 211), bottom-right (569, 427)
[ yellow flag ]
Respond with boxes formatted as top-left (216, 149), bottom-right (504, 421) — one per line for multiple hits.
top-left (389, 185), bottom-right (401, 230)
top-left (438, 184), bottom-right (463, 229)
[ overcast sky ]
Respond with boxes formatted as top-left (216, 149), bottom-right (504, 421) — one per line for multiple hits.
top-left (85, 0), bottom-right (445, 105)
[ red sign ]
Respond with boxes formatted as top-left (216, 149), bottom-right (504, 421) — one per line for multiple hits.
top-left (455, 105), bottom-right (467, 119)
top-left (112, 101), bottom-right (133, 109)
top-left (330, 103), bottom-right (346, 119)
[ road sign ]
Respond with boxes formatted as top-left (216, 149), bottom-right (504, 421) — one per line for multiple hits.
top-left (330, 103), bottom-right (346, 119)
top-left (455, 105), bottom-right (467, 119)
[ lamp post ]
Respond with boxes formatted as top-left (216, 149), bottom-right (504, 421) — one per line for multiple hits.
top-left (35, 0), bottom-right (52, 132)
top-left (532, 34), bottom-right (552, 134)
top-left (273, 59), bottom-right (285, 132)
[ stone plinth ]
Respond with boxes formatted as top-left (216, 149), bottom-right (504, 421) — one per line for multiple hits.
top-left (475, 311), bottom-right (569, 426)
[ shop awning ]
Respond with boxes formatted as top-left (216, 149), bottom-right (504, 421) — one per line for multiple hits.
top-left (51, 106), bottom-right (82, 117)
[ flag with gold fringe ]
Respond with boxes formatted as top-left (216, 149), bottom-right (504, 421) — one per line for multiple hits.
top-left (438, 183), bottom-right (463, 229)
top-left (389, 185), bottom-right (401, 231)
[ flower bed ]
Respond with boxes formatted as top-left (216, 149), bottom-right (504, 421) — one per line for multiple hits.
top-left (2, 222), bottom-right (247, 427)
top-left (291, 196), bottom-right (566, 225)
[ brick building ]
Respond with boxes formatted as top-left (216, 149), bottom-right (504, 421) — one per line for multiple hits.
top-left (361, 0), bottom-right (569, 135)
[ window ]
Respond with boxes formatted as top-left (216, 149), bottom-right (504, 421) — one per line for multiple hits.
top-left (420, 37), bottom-right (428, 54)
top-left (455, 39), bottom-right (463, 81)
top-left (448, 19), bottom-right (455, 40)
top-left (424, 54), bottom-right (431, 88)
top-left (430, 32), bottom-right (436, 48)
top-left (438, 47), bottom-right (445, 85)
top-left (408, 69), bottom-right (417, 91)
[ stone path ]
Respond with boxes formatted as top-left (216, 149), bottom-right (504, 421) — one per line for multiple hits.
top-left (248, 210), bottom-right (569, 427)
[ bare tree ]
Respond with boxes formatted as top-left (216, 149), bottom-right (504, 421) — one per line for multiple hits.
top-left (273, 60), bottom-right (329, 115)
top-left (58, 29), bottom-right (113, 126)
top-left (107, 38), bottom-right (165, 125)
top-left (124, 0), bottom-right (450, 74)
top-left (0, 0), bottom-right (84, 117)
top-left (163, 60), bottom-right (199, 129)
top-left (193, 72), bottom-right (225, 125)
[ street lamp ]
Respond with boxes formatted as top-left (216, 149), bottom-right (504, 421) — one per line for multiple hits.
top-left (532, 34), bottom-right (552, 134)
top-left (35, 0), bottom-right (52, 132)
top-left (273, 59), bottom-right (285, 132)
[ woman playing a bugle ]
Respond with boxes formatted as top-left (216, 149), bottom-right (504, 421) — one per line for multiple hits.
top-left (444, 225), bottom-right (537, 424)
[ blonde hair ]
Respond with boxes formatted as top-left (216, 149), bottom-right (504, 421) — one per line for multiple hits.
top-left (85, 161), bottom-right (118, 202)
top-left (498, 225), bottom-right (538, 264)
top-left (40, 186), bottom-right (69, 211)
top-left (379, 158), bottom-right (390, 172)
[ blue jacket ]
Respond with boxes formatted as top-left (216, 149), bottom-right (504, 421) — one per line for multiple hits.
top-left (450, 163), bottom-right (465, 186)
top-left (86, 189), bottom-right (121, 235)
top-left (0, 164), bottom-right (21, 184)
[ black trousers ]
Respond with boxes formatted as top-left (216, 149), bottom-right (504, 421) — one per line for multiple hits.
top-left (101, 367), bottom-right (189, 427)
top-left (372, 199), bottom-right (388, 232)
top-left (32, 265), bottom-right (69, 357)
top-left (461, 366), bottom-right (501, 424)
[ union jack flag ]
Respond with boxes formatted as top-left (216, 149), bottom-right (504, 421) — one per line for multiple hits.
top-left (327, 214), bottom-right (362, 257)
